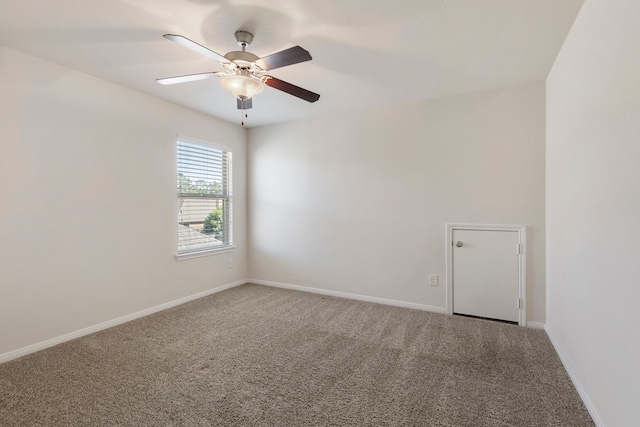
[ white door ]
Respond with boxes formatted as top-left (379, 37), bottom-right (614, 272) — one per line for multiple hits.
top-left (452, 229), bottom-right (520, 322)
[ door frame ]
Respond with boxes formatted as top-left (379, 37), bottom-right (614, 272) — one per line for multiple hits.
top-left (446, 223), bottom-right (527, 327)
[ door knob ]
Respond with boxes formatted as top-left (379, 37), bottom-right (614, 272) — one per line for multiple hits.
top-left (456, 241), bottom-right (463, 247)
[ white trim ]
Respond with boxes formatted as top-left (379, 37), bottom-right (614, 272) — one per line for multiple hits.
top-left (526, 321), bottom-right (545, 329)
top-left (250, 279), bottom-right (448, 314)
top-left (175, 246), bottom-right (236, 261)
top-left (545, 326), bottom-right (604, 427)
top-left (446, 223), bottom-right (527, 327)
top-left (0, 279), bottom-right (248, 365)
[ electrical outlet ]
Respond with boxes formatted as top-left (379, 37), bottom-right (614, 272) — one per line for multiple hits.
top-left (429, 274), bottom-right (438, 287)
top-left (227, 258), bottom-right (233, 269)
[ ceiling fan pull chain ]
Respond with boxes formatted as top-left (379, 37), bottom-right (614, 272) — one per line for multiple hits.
top-left (241, 107), bottom-right (248, 126)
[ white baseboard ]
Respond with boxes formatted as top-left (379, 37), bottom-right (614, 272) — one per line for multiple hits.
top-left (545, 326), bottom-right (604, 427)
top-left (526, 321), bottom-right (545, 329)
top-left (0, 279), bottom-right (248, 365)
top-left (249, 279), bottom-right (449, 314)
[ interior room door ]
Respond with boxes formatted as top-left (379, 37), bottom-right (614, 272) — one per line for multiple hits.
top-left (452, 229), bottom-right (520, 322)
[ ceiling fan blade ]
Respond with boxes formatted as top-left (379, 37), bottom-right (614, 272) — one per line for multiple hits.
top-left (264, 76), bottom-right (320, 103)
top-left (156, 72), bottom-right (218, 85)
top-left (237, 98), bottom-right (253, 110)
top-left (163, 34), bottom-right (227, 62)
top-left (255, 46), bottom-right (312, 71)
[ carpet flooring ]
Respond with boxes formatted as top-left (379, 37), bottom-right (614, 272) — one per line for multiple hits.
top-left (0, 284), bottom-right (594, 426)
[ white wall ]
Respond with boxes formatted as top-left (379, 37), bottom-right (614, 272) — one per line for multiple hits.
top-left (546, 1), bottom-right (640, 425)
top-left (248, 83), bottom-right (546, 321)
top-left (0, 46), bottom-right (248, 356)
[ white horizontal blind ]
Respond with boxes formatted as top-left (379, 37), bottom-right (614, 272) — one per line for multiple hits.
top-left (177, 138), bottom-right (232, 254)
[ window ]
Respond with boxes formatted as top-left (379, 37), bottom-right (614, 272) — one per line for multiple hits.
top-left (177, 137), bottom-right (233, 255)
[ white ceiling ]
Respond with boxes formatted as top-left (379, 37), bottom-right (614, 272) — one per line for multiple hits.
top-left (0, 0), bottom-right (583, 128)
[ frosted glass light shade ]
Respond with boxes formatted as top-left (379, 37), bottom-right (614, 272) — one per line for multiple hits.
top-left (221, 75), bottom-right (264, 100)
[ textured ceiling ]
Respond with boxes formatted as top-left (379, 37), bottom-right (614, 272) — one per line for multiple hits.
top-left (0, 0), bottom-right (584, 127)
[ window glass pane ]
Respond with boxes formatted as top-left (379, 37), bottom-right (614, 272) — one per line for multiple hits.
top-left (178, 198), bottom-right (228, 252)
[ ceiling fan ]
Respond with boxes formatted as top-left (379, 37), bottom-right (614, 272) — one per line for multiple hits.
top-left (157, 31), bottom-right (320, 111)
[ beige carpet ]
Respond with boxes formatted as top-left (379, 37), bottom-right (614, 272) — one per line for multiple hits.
top-left (0, 284), bottom-right (594, 426)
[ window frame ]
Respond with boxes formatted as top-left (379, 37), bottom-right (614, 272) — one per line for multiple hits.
top-left (175, 135), bottom-right (234, 260)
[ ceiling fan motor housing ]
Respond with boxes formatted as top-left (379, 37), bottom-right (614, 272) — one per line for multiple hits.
top-left (224, 50), bottom-right (260, 66)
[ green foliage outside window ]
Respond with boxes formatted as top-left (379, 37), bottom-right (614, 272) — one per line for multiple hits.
top-left (203, 208), bottom-right (223, 235)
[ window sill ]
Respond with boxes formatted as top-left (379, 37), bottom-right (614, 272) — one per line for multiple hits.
top-left (175, 246), bottom-right (236, 261)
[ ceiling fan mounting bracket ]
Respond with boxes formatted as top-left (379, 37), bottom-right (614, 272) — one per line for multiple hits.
top-left (234, 30), bottom-right (254, 48)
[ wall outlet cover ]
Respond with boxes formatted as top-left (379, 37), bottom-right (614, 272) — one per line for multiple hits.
top-left (429, 274), bottom-right (438, 286)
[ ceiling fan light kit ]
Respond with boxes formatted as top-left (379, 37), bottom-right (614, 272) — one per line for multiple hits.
top-left (157, 29), bottom-right (320, 123)
top-left (221, 72), bottom-right (264, 100)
